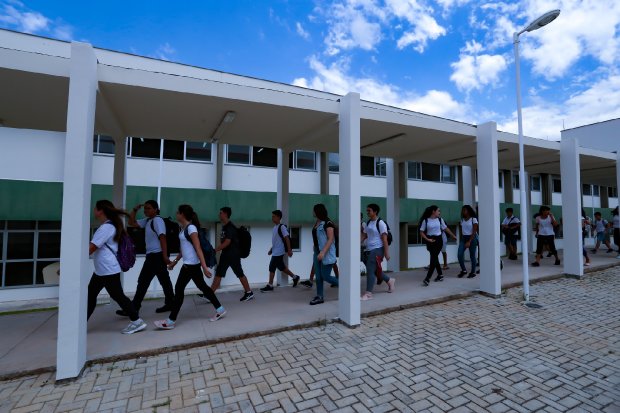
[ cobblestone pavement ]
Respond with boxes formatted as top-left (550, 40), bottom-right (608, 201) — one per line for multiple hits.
top-left (1, 268), bottom-right (619, 413)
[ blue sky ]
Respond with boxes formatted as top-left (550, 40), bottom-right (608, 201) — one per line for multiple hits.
top-left (1, 0), bottom-right (619, 140)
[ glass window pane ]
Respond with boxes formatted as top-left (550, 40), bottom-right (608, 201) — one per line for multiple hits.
top-left (93, 135), bottom-right (98, 153)
top-left (407, 162), bottom-right (421, 180)
top-left (441, 165), bottom-right (455, 183)
top-left (186, 141), bottom-right (212, 162)
top-left (422, 163), bottom-right (441, 182)
top-left (227, 145), bottom-right (251, 164)
top-left (38, 221), bottom-right (62, 230)
top-left (252, 147), bottom-right (278, 168)
top-left (38, 232), bottom-right (61, 259)
top-left (131, 137), bottom-right (161, 159)
top-left (98, 135), bottom-right (115, 154)
top-left (375, 158), bottom-right (387, 177)
top-left (553, 179), bottom-right (562, 193)
top-left (593, 185), bottom-right (600, 196)
top-left (361, 156), bottom-right (375, 176)
top-left (5, 262), bottom-right (34, 286)
top-left (608, 187), bottom-right (618, 198)
top-left (408, 225), bottom-right (421, 245)
top-left (512, 173), bottom-right (520, 189)
top-left (7, 232), bottom-right (34, 260)
top-left (36, 261), bottom-right (59, 285)
top-left (498, 172), bottom-right (503, 188)
top-left (531, 176), bottom-right (541, 191)
top-left (583, 184), bottom-right (591, 196)
top-left (7, 221), bottom-right (36, 230)
top-left (163, 140), bottom-right (184, 160)
top-left (328, 153), bottom-right (340, 172)
top-left (295, 151), bottom-right (316, 170)
top-left (289, 227), bottom-right (301, 250)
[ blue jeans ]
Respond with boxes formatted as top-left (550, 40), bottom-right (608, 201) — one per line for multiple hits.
top-left (458, 237), bottom-right (478, 273)
top-left (365, 248), bottom-right (390, 293)
top-left (314, 251), bottom-right (338, 298)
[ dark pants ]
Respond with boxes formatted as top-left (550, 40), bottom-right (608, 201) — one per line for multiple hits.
top-left (170, 264), bottom-right (221, 321)
top-left (425, 236), bottom-right (443, 282)
top-left (133, 252), bottom-right (174, 309)
top-left (87, 273), bottom-right (138, 321)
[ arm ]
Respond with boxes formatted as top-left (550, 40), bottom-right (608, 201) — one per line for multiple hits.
top-left (466, 223), bottom-right (479, 247)
top-left (444, 226), bottom-right (457, 240)
top-left (159, 234), bottom-right (171, 265)
top-left (89, 243), bottom-right (98, 255)
top-left (550, 214), bottom-right (559, 227)
top-left (215, 238), bottom-right (231, 252)
top-left (285, 236), bottom-right (293, 257)
top-left (381, 233), bottom-right (390, 260)
top-left (128, 204), bottom-right (142, 228)
top-left (189, 231), bottom-right (211, 277)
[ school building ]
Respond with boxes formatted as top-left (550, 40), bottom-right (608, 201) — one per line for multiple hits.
top-left (0, 28), bottom-right (618, 380)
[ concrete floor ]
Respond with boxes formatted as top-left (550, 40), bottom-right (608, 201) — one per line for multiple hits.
top-left (0, 251), bottom-right (618, 380)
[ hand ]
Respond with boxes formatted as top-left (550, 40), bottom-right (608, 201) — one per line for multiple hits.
top-left (427, 238), bottom-right (435, 243)
top-left (385, 253), bottom-right (390, 261)
top-left (202, 265), bottom-right (212, 278)
top-left (287, 250), bottom-right (293, 258)
top-left (465, 242), bottom-right (471, 249)
top-left (452, 234), bottom-right (457, 240)
top-left (133, 203), bottom-right (143, 211)
top-left (317, 252), bottom-right (324, 261)
top-left (168, 260), bottom-right (177, 270)
top-left (164, 257), bottom-right (172, 266)
top-left (268, 249), bottom-right (272, 256)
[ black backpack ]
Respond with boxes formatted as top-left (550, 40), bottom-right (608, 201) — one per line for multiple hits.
top-left (184, 226), bottom-right (217, 268)
top-left (366, 217), bottom-right (393, 246)
top-left (277, 224), bottom-right (289, 242)
top-left (237, 226), bottom-right (252, 258)
top-left (422, 217), bottom-right (446, 243)
top-left (150, 216), bottom-right (181, 254)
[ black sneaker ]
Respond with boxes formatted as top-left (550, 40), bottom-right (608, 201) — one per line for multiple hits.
top-left (554, 259), bottom-right (561, 265)
top-left (591, 249), bottom-right (597, 254)
top-left (300, 280), bottom-right (313, 288)
top-left (330, 283), bottom-right (338, 288)
top-left (546, 252), bottom-right (553, 257)
top-left (116, 309), bottom-right (129, 317)
top-left (532, 262), bottom-right (540, 267)
top-left (434, 275), bottom-right (444, 282)
top-left (240, 291), bottom-right (255, 302)
top-left (467, 272), bottom-right (477, 278)
top-left (292, 275), bottom-right (300, 287)
top-left (155, 305), bottom-right (172, 313)
top-left (458, 270), bottom-right (467, 278)
top-left (260, 284), bottom-right (274, 292)
top-left (607, 249), bottom-right (614, 253)
top-left (309, 296), bottom-right (324, 305)
top-left (423, 279), bottom-right (430, 286)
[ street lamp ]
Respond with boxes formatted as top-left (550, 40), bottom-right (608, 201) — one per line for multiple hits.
top-left (513, 9), bottom-right (560, 302)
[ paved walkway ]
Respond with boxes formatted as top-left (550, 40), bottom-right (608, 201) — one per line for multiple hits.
top-left (1, 264), bottom-right (619, 412)
top-left (0, 251), bottom-right (618, 382)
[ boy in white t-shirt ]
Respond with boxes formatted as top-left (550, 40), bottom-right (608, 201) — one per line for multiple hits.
top-left (260, 210), bottom-right (300, 292)
top-left (501, 208), bottom-right (520, 260)
top-left (591, 211), bottom-right (613, 254)
top-left (360, 204), bottom-right (395, 300)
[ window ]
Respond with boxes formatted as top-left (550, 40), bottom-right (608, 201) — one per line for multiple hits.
top-left (186, 142), bottom-right (212, 162)
top-left (328, 153), bottom-right (340, 172)
top-left (252, 147), bottom-right (278, 168)
top-left (162, 140), bottom-right (184, 161)
top-left (499, 171), bottom-right (503, 188)
top-left (407, 161), bottom-right (422, 180)
top-left (583, 184), bottom-right (592, 196)
top-left (512, 172), bottom-right (520, 189)
top-left (375, 158), bottom-right (387, 177)
top-left (289, 227), bottom-right (301, 251)
top-left (227, 145), bottom-right (252, 165)
top-left (608, 187), bottom-right (618, 198)
top-left (1, 221), bottom-right (61, 288)
top-left (361, 156), bottom-right (375, 176)
top-left (441, 165), bottom-right (456, 183)
top-left (93, 135), bottom-right (115, 154)
top-left (294, 150), bottom-right (316, 170)
top-left (593, 185), bottom-right (600, 197)
top-left (129, 137), bottom-right (161, 159)
top-left (553, 178), bottom-right (562, 193)
top-left (530, 176), bottom-right (541, 192)
top-left (407, 225), bottom-right (422, 245)
top-left (422, 163), bottom-right (441, 182)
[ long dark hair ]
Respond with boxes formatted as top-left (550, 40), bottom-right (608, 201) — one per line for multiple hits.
top-left (461, 204), bottom-right (477, 219)
top-left (613, 207), bottom-right (619, 216)
top-left (95, 200), bottom-right (129, 242)
top-left (420, 205), bottom-right (439, 223)
top-left (178, 204), bottom-right (201, 229)
top-left (313, 203), bottom-right (330, 222)
top-left (144, 199), bottom-right (160, 214)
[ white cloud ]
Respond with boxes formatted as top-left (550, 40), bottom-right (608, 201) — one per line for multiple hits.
top-left (0, 1), bottom-right (74, 40)
top-left (450, 40), bottom-right (508, 92)
top-left (293, 56), bottom-right (469, 120)
top-left (154, 43), bottom-right (175, 61)
top-left (323, 2), bottom-right (383, 55)
top-left (396, 12), bottom-right (446, 52)
top-left (296, 22), bottom-right (310, 40)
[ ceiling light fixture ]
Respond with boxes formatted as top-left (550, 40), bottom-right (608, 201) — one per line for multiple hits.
top-left (210, 111), bottom-right (236, 143)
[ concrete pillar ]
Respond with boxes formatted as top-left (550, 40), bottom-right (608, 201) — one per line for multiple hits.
top-left (56, 42), bottom-right (98, 381)
top-left (541, 173), bottom-right (552, 206)
top-left (617, 153), bottom-right (620, 210)
top-left (476, 122), bottom-right (501, 297)
top-left (458, 166), bottom-right (475, 206)
top-left (560, 137), bottom-right (583, 277)
top-left (386, 159), bottom-right (400, 272)
top-left (338, 93), bottom-right (361, 327)
top-left (112, 136), bottom-right (127, 209)
top-left (216, 143), bottom-right (224, 191)
top-left (398, 162), bottom-right (408, 270)
top-left (320, 152), bottom-right (329, 195)
top-left (600, 186), bottom-right (609, 208)
top-left (276, 148), bottom-right (290, 286)
top-left (503, 170), bottom-right (513, 203)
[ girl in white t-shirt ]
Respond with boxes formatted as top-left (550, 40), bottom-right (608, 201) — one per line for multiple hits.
top-left (533, 206), bottom-right (560, 267)
top-left (87, 200), bottom-right (146, 335)
top-left (155, 204), bottom-right (226, 329)
top-left (420, 205), bottom-right (457, 286)
top-left (457, 205), bottom-right (479, 278)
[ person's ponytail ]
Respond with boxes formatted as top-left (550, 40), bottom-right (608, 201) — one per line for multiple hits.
top-left (95, 200), bottom-right (129, 242)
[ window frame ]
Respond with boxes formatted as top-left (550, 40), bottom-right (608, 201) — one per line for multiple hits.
top-left (530, 175), bottom-right (542, 192)
top-left (292, 150), bottom-right (317, 171)
top-left (289, 226), bottom-right (301, 252)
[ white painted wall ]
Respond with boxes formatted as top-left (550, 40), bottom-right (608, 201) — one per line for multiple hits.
top-left (531, 191), bottom-right (543, 205)
top-left (329, 173), bottom-right (388, 197)
top-left (552, 193), bottom-right (562, 206)
top-left (582, 195), bottom-right (601, 209)
top-left (408, 180), bottom-right (458, 201)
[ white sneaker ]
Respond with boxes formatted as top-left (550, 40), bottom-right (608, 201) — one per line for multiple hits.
top-left (616, 255), bottom-right (620, 259)
top-left (387, 278), bottom-right (396, 293)
top-left (361, 292), bottom-right (373, 301)
top-left (122, 318), bottom-right (147, 334)
top-left (154, 319), bottom-right (176, 330)
top-left (209, 308), bottom-right (227, 322)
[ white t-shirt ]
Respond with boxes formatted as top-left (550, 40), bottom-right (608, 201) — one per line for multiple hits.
top-left (137, 216), bottom-right (166, 254)
top-left (614, 215), bottom-right (620, 229)
top-left (460, 217), bottom-right (478, 236)
top-left (536, 216), bottom-right (555, 236)
top-left (364, 219), bottom-right (388, 250)
top-left (502, 216), bottom-right (521, 226)
top-left (179, 224), bottom-right (200, 265)
top-left (271, 224), bottom-right (290, 256)
top-left (420, 217), bottom-right (446, 237)
top-left (90, 222), bottom-right (121, 276)
top-left (594, 219), bottom-right (608, 233)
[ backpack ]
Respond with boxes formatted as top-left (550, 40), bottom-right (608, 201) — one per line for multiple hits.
top-left (237, 226), bottom-right (252, 258)
top-left (366, 217), bottom-right (393, 246)
top-left (105, 229), bottom-right (136, 272)
top-left (184, 226), bottom-right (217, 268)
top-left (150, 216), bottom-right (181, 254)
top-left (277, 224), bottom-right (287, 242)
top-left (421, 217), bottom-right (446, 243)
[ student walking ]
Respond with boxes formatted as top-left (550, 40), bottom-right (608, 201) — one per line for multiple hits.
top-left (210, 207), bottom-right (254, 302)
top-left (420, 206), bottom-right (457, 286)
top-left (155, 205), bottom-right (225, 329)
top-left (300, 262), bottom-right (339, 288)
top-left (117, 200), bottom-right (175, 316)
top-left (87, 200), bottom-right (146, 334)
top-left (501, 208), bottom-right (520, 260)
top-left (582, 209), bottom-right (591, 266)
top-left (360, 203), bottom-right (395, 300)
top-left (613, 207), bottom-right (620, 258)
top-left (457, 205), bottom-right (479, 278)
top-left (591, 211), bottom-right (613, 254)
top-left (532, 206), bottom-right (560, 267)
top-left (309, 204), bottom-right (339, 305)
top-left (260, 210), bottom-right (300, 292)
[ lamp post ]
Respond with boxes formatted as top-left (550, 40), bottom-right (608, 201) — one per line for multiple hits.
top-left (513, 9), bottom-right (560, 302)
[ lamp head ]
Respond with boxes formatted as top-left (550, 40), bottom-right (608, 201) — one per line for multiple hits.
top-left (524, 9), bottom-right (560, 33)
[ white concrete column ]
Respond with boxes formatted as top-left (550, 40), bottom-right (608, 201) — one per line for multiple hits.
top-left (112, 136), bottom-right (127, 209)
top-left (338, 93), bottom-right (361, 326)
top-left (277, 148), bottom-right (290, 286)
top-left (320, 152), bottom-right (329, 195)
top-left (476, 122), bottom-right (501, 296)
top-left (56, 42), bottom-right (98, 381)
top-left (386, 158), bottom-right (400, 272)
top-left (460, 166), bottom-right (475, 206)
top-left (524, 171), bottom-right (535, 254)
top-left (216, 143), bottom-right (224, 191)
top-left (617, 152), bottom-right (620, 210)
top-left (561, 137), bottom-right (584, 277)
